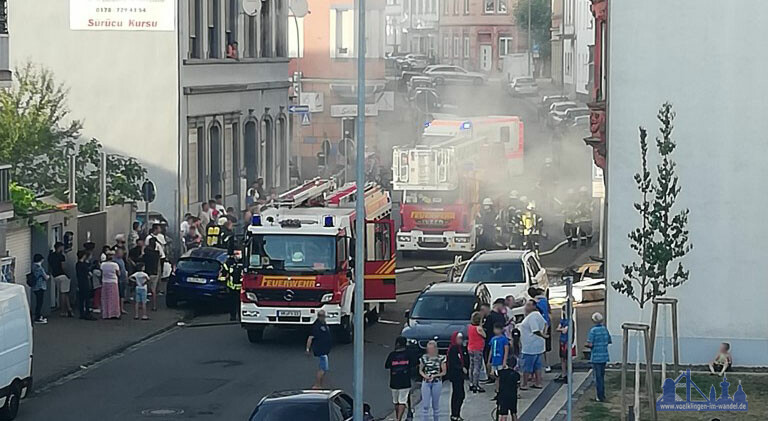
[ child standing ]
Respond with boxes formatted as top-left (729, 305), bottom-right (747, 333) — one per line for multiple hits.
top-left (488, 323), bottom-right (510, 396)
top-left (556, 305), bottom-right (576, 382)
top-left (129, 263), bottom-right (150, 320)
top-left (497, 358), bottom-right (521, 421)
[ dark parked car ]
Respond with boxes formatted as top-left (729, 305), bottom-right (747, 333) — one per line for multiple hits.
top-left (166, 247), bottom-right (231, 307)
top-left (249, 390), bottom-right (366, 421)
top-left (401, 282), bottom-right (491, 353)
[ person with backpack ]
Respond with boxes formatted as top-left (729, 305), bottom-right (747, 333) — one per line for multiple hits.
top-left (29, 254), bottom-right (50, 324)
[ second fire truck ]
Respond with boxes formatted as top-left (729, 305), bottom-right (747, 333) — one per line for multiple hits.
top-left (240, 178), bottom-right (396, 343)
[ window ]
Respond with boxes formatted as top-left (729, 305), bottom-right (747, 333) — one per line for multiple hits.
top-left (453, 0), bottom-right (458, 15)
top-left (418, 0), bottom-right (423, 14)
top-left (461, 261), bottom-right (525, 283)
top-left (484, 0), bottom-right (495, 13)
top-left (497, 0), bottom-right (507, 13)
top-left (247, 235), bottom-right (337, 273)
top-left (209, 122), bottom-right (222, 197)
top-left (188, 126), bottom-right (201, 203)
top-left (500, 126), bottom-right (510, 143)
top-left (331, 8), bottom-right (355, 58)
top-left (443, 0), bottom-right (449, 15)
top-left (261, 117), bottom-right (274, 187)
top-left (443, 35), bottom-right (450, 58)
top-left (288, 16), bottom-right (304, 58)
top-left (244, 120), bottom-right (259, 185)
top-left (275, 0), bottom-right (287, 57)
top-left (225, 121), bottom-right (239, 195)
top-left (225, 0), bottom-right (237, 45)
top-left (189, 0), bottom-right (202, 58)
top-left (207, 0), bottom-right (221, 58)
top-left (453, 35), bottom-right (460, 58)
top-left (245, 15), bottom-right (258, 58)
top-left (276, 115), bottom-right (287, 187)
top-left (464, 36), bottom-right (470, 58)
top-left (499, 36), bottom-right (513, 56)
top-left (464, 0), bottom-right (469, 14)
top-left (260, 0), bottom-right (272, 57)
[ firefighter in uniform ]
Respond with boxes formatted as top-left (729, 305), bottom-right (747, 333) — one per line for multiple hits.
top-left (503, 191), bottom-right (524, 248)
top-left (476, 198), bottom-right (499, 250)
top-left (207, 217), bottom-right (241, 320)
top-left (562, 189), bottom-right (579, 248)
top-left (575, 186), bottom-right (594, 246)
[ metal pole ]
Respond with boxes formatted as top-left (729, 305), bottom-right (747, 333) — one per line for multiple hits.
top-left (68, 154), bottom-right (76, 205)
top-left (527, 0), bottom-right (532, 76)
top-left (353, 0), bottom-right (366, 419)
top-left (99, 152), bottom-right (107, 211)
top-left (566, 272), bottom-right (574, 421)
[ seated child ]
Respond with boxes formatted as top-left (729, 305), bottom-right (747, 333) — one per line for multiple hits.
top-left (708, 342), bottom-right (732, 376)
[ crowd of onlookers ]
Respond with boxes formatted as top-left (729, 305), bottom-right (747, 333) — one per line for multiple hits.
top-left (380, 288), bottom-right (613, 421)
top-left (28, 222), bottom-right (169, 324)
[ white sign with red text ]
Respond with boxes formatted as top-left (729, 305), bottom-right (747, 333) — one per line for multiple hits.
top-left (70, 0), bottom-right (175, 31)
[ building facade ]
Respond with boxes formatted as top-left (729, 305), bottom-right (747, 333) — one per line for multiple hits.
top-left (402, 0), bottom-right (440, 57)
top-left (549, 0), bottom-right (563, 87)
top-left (8, 0), bottom-right (290, 227)
top-left (604, 0), bottom-right (768, 365)
top-left (438, 0), bottom-right (522, 74)
top-left (561, 0), bottom-right (592, 98)
top-left (289, 0), bottom-right (392, 179)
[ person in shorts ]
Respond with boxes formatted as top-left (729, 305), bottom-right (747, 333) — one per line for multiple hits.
top-left (130, 263), bottom-right (150, 320)
top-left (487, 323), bottom-right (510, 396)
top-left (385, 336), bottom-right (412, 421)
top-left (49, 242), bottom-right (73, 317)
top-left (306, 310), bottom-right (332, 389)
top-left (497, 357), bottom-right (521, 421)
top-left (143, 238), bottom-right (162, 311)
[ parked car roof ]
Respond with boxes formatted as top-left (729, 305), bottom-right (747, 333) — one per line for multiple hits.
top-left (261, 390), bottom-right (340, 403)
top-left (422, 282), bottom-right (480, 295)
top-left (182, 247), bottom-right (229, 262)
top-left (470, 249), bottom-right (528, 262)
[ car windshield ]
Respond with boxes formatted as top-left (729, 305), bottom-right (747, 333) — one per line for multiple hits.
top-left (411, 295), bottom-right (476, 320)
top-left (250, 402), bottom-right (329, 421)
top-left (247, 235), bottom-right (336, 274)
top-left (403, 190), bottom-right (459, 205)
top-left (176, 258), bottom-right (221, 274)
top-left (461, 261), bottom-right (525, 283)
top-left (554, 103), bottom-right (577, 112)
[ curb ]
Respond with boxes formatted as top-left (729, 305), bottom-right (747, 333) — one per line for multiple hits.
top-left (33, 309), bottom-right (194, 393)
top-left (550, 369), bottom-right (593, 421)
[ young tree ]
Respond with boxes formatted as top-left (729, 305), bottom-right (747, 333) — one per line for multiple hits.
top-left (514, 0), bottom-right (552, 59)
top-left (0, 63), bottom-right (146, 213)
top-left (612, 103), bottom-right (692, 308)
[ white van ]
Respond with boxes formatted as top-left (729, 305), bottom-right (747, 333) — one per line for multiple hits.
top-left (0, 283), bottom-right (33, 421)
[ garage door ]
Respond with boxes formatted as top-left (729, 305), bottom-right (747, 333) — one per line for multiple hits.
top-left (6, 225), bottom-right (31, 285)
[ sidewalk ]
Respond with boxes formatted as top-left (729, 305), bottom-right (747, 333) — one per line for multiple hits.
top-left (32, 298), bottom-right (191, 387)
top-left (401, 371), bottom-right (591, 421)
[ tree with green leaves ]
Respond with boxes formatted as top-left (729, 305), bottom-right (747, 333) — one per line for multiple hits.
top-left (612, 103), bottom-right (692, 309)
top-left (514, 0), bottom-right (552, 60)
top-left (0, 63), bottom-right (147, 214)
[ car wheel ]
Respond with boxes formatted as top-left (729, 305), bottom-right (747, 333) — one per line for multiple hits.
top-left (473, 77), bottom-right (484, 86)
top-left (0, 381), bottom-right (21, 421)
top-left (335, 315), bottom-right (353, 344)
top-left (366, 307), bottom-right (379, 325)
top-left (165, 292), bottom-right (178, 308)
top-left (247, 326), bottom-right (265, 343)
top-left (433, 77), bottom-right (445, 86)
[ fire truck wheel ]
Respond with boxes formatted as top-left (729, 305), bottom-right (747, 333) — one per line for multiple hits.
top-left (335, 316), bottom-right (353, 344)
top-left (366, 307), bottom-right (379, 325)
top-left (247, 327), bottom-right (265, 343)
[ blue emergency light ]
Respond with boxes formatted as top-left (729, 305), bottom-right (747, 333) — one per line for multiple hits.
top-left (323, 216), bottom-right (334, 227)
top-left (251, 214), bottom-right (262, 226)
top-left (461, 121), bottom-right (472, 130)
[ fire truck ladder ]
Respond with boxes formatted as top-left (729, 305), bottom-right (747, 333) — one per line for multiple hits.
top-left (274, 177), bottom-right (336, 208)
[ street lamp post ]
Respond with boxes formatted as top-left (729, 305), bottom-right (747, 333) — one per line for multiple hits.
top-left (353, 0), bottom-right (367, 420)
top-left (528, 0), bottom-right (532, 76)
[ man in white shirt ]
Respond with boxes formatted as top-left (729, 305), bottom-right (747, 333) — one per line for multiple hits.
top-left (519, 299), bottom-right (548, 389)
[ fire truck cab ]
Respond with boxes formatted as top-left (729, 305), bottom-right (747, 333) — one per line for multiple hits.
top-left (240, 179), bottom-right (396, 344)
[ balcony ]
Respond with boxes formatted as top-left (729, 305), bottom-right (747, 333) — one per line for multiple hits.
top-left (0, 164), bottom-right (13, 220)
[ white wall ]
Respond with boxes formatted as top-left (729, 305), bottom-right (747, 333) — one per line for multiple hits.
top-left (573, 0), bottom-right (593, 95)
top-left (606, 0), bottom-right (768, 365)
top-left (8, 0), bottom-right (179, 217)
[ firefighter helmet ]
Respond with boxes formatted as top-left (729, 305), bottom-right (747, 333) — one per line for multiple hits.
top-left (509, 190), bottom-right (519, 200)
top-left (482, 198), bottom-right (494, 206)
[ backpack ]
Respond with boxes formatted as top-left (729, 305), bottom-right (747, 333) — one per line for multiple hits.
top-left (26, 271), bottom-right (36, 287)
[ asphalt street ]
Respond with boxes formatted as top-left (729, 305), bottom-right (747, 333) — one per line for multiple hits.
top-left (16, 84), bottom-right (601, 421)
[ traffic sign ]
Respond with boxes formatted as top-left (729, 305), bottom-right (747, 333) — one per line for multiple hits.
top-left (301, 112), bottom-right (311, 126)
top-left (141, 180), bottom-right (156, 203)
top-left (288, 104), bottom-right (310, 114)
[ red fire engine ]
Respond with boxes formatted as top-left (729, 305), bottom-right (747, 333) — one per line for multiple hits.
top-left (240, 178), bottom-right (396, 343)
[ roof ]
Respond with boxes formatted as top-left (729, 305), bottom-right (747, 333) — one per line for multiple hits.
top-left (423, 282), bottom-right (479, 295)
top-left (182, 247), bottom-right (230, 262)
top-left (261, 389), bottom-right (340, 403)
top-left (470, 249), bottom-right (527, 263)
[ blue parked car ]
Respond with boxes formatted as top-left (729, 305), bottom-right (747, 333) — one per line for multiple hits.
top-left (166, 247), bottom-right (231, 308)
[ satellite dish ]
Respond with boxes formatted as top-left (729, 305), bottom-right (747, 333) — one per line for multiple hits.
top-left (289, 0), bottom-right (309, 17)
top-left (242, 0), bottom-right (262, 16)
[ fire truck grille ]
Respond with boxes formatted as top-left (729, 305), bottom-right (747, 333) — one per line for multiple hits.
top-left (255, 289), bottom-right (332, 305)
